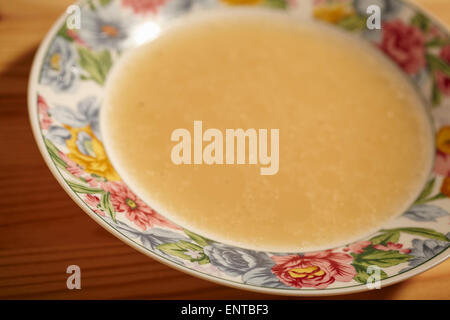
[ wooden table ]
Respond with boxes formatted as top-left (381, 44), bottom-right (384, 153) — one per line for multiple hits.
top-left (0, 0), bottom-right (449, 300)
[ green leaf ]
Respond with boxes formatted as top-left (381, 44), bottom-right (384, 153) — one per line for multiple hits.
top-left (370, 231), bottom-right (400, 245)
top-left (432, 77), bottom-right (443, 107)
top-left (101, 192), bottom-right (116, 222)
top-left (356, 250), bottom-right (411, 268)
top-left (50, 151), bottom-right (67, 169)
top-left (337, 15), bottom-right (367, 31)
top-left (45, 140), bottom-right (65, 165)
top-left (424, 193), bottom-right (447, 202)
top-left (57, 22), bottom-right (74, 42)
top-left (99, 0), bottom-right (112, 6)
top-left (264, 0), bottom-right (287, 9)
top-left (415, 178), bottom-right (436, 204)
top-left (411, 13), bottom-right (430, 31)
top-left (157, 241), bottom-right (210, 264)
top-left (44, 137), bottom-right (59, 155)
top-left (427, 54), bottom-right (450, 77)
top-left (384, 227), bottom-right (450, 242)
top-left (184, 229), bottom-right (210, 247)
top-left (77, 47), bottom-right (112, 85)
top-left (66, 180), bottom-right (104, 194)
top-left (87, 0), bottom-right (96, 10)
top-left (426, 38), bottom-right (450, 48)
top-left (352, 263), bottom-right (388, 284)
top-left (44, 138), bottom-right (68, 169)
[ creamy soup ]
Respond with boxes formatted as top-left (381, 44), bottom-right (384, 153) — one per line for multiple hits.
top-left (102, 10), bottom-right (433, 252)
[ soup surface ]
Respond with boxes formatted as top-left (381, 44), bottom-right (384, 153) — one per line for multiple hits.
top-left (102, 10), bottom-right (433, 252)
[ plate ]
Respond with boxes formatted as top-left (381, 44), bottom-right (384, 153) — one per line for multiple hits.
top-left (28, 0), bottom-right (450, 296)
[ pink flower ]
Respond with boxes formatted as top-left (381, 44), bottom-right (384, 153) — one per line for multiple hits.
top-left (59, 151), bottom-right (99, 187)
top-left (80, 174), bottom-right (98, 187)
top-left (38, 95), bottom-right (49, 113)
top-left (439, 44), bottom-right (450, 62)
top-left (427, 25), bottom-right (444, 41)
top-left (41, 117), bottom-right (52, 130)
top-left (66, 163), bottom-right (84, 177)
top-left (343, 241), bottom-right (371, 254)
top-left (38, 95), bottom-right (52, 130)
top-left (435, 45), bottom-right (450, 96)
top-left (102, 181), bottom-right (179, 230)
top-left (379, 20), bottom-right (426, 74)
top-left (66, 30), bottom-right (87, 46)
top-left (84, 194), bottom-right (105, 216)
top-left (271, 250), bottom-right (356, 289)
top-left (434, 152), bottom-right (450, 176)
top-left (59, 151), bottom-right (83, 175)
top-left (122, 0), bottom-right (167, 14)
top-left (373, 242), bottom-right (411, 254)
top-left (85, 194), bottom-right (100, 206)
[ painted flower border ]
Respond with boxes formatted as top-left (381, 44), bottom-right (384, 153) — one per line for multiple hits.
top-left (28, 0), bottom-right (450, 295)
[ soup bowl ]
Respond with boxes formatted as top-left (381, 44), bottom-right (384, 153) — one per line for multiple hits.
top-left (28, 0), bottom-right (450, 296)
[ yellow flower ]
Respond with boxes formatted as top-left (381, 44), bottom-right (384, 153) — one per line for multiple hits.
top-left (101, 24), bottom-right (119, 38)
top-left (437, 126), bottom-right (450, 155)
top-left (220, 0), bottom-right (263, 5)
top-left (313, 3), bottom-right (354, 24)
top-left (50, 53), bottom-right (61, 71)
top-left (288, 266), bottom-right (326, 279)
top-left (65, 125), bottom-right (120, 181)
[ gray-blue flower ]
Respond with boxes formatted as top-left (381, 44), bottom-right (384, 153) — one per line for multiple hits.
top-left (403, 204), bottom-right (449, 222)
top-left (401, 234), bottom-right (450, 272)
top-left (51, 96), bottom-right (101, 140)
top-left (47, 125), bottom-right (72, 146)
top-left (203, 243), bottom-right (274, 277)
top-left (102, 216), bottom-right (189, 262)
top-left (140, 228), bottom-right (190, 251)
top-left (40, 37), bottom-right (78, 92)
top-left (78, 4), bottom-right (129, 50)
top-left (161, 0), bottom-right (217, 19)
top-left (242, 267), bottom-right (290, 289)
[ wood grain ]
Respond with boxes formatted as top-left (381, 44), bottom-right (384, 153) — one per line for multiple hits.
top-left (0, 0), bottom-right (449, 300)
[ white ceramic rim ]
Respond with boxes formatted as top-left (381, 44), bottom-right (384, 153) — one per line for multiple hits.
top-left (27, 0), bottom-right (450, 297)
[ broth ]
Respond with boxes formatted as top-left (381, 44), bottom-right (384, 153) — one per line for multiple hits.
top-left (102, 10), bottom-right (433, 252)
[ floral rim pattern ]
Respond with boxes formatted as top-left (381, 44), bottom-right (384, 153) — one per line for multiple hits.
top-left (29, 0), bottom-right (450, 294)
